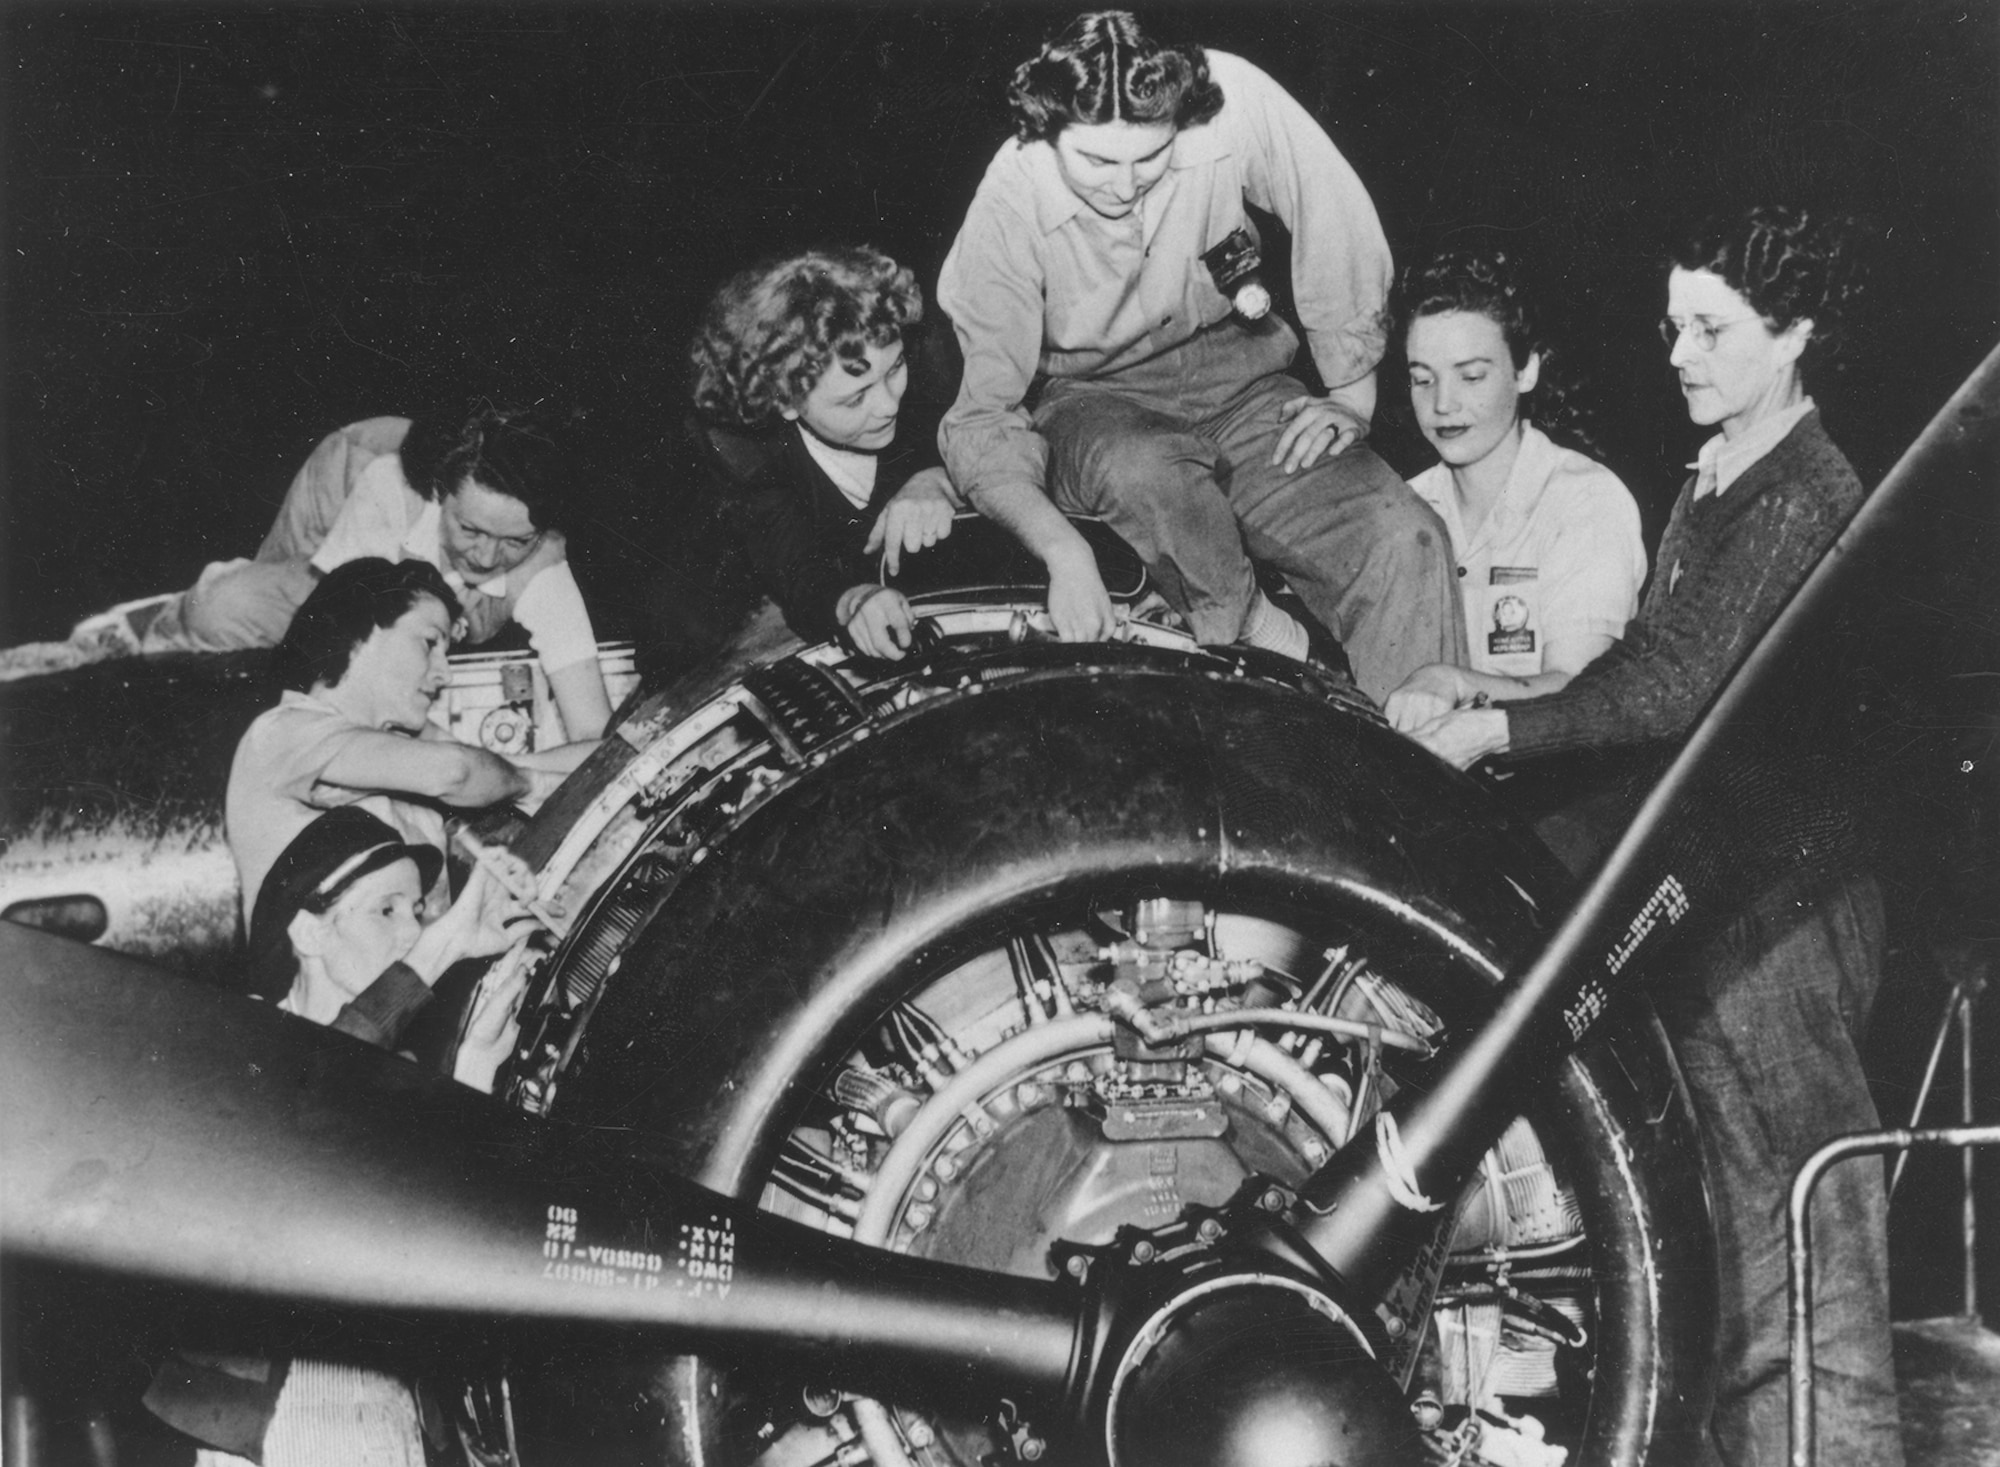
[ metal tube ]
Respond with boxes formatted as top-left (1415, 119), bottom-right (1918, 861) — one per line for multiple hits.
top-left (1787, 1123), bottom-right (2000, 1467)
top-left (1964, 996), bottom-right (1980, 1321)
top-left (0, 923), bottom-right (1083, 1416)
top-left (1891, 978), bottom-right (1969, 1196)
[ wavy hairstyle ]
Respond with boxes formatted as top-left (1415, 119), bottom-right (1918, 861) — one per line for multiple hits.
top-left (1007, 10), bottom-right (1223, 144)
top-left (273, 557), bottom-right (461, 694)
top-left (403, 405), bottom-right (571, 533)
top-left (689, 247), bottom-right (922, 431)
top-left (1670, 206), bottom-right (1871, 382)
top-left (1396, 248), bottom-right (1603, 460)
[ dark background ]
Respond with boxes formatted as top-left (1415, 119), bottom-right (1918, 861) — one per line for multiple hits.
top-left (4, 0), bottom-right (1996, 646)
top-left (3, 0), bottom-right (1997, 1334)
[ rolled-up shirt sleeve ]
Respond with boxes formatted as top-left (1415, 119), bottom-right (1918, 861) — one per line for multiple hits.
top-left (1221, 52), bottom-right (1391, 391)
top-left (937, 190), bottom-right (1052, 504)
top-left (510, 560), bottom-right (600, 675)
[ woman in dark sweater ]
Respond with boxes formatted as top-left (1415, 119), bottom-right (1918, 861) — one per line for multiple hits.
top-left (1412, 208), bottom-right (1899, 1467)
top-left (688, 246), bottom-right (962, 660)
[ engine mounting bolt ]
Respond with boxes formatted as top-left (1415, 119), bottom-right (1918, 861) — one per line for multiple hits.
top-left (904, 1419), bottom-right (937, 1448)
top-left (1131, 1240), bottom-right (1156, 1263)
top-left (1066, 1254), bottom-right (1089, 1279)
top-left (1196, 1218), bottom-right (1223, 1244)
top-left (1019, 1436), bottom-right (1046, 1460)
top-left (1302, 1138), bottom-right (1327, 1165)
top-left (1384, 1315), bottom-right (1407, 1338)
top-left (1261, 1187), bottom-right (1288, 1212)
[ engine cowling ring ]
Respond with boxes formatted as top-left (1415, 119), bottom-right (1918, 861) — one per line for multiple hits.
top-left (510, 634), bottom-right (1713, 1466)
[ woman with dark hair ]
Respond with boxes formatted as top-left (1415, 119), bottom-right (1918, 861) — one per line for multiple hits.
top-left (689, 245), bottom-right (963, 660)
top-left (226, 557), bottom-right (589, 923)
top-left (311, 404), bottom-right (614, 738)
top-left (67, 405), bottom-right (615, 739)
top-left (1409, 208), bottom-right (1898, 1467)
top-left (1383, 250), bottom-right (1645, 730)
top-left (936, 9), bottom-right (1461, 699)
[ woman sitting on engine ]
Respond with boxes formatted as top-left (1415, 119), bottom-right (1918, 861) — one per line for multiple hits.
top-left (1383, 249), bottom-right (1645, 733)
top-left (688, 245), bottom-right (963, 662)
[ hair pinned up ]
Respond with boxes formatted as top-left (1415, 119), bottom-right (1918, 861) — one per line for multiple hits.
top-left (1397, 247), bottom-right (1603, 459)
top-left (272, 557), bottom-right (461, 694)
top-left (1670, 206), bottom-right (1872, 380)
top-left (1007, 11), bottom-right (1223, 144)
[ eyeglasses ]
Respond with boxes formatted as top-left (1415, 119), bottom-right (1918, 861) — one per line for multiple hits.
top-left (441, 499), bottom-right (541, 557)
top-left (1658, 315), bottom-right (1760, 352)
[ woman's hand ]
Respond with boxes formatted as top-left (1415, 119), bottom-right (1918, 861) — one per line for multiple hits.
top-left (1384, 663), bottom-right (1472, 732)
top-left (838, 583), bottom-right (917, 660)
top-left (451, 940), bottom-right (536, 1094)
top-left (1411, 707), bottom-right (1511, 770)
top-left (427, 860), bottom-right (538, 961)
top-left (1272, 396), bottom-right (1369, 474)
top-left (1044, 537), bottom-right (1118, 644)
top-left (865, 467), bottom-right (960, 575)
top-left (457, 587), bottom-right (512, 646)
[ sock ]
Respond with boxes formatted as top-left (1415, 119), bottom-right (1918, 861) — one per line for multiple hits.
top-left (1240, 589), bottom-right (1309, 662)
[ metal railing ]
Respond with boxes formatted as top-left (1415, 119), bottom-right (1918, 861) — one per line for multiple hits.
top-left (1788, 971), bottom-right (1993, 1467)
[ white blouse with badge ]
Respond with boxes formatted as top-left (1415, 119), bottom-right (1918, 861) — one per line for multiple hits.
top-left (1408, 422), bottom-right (1647, 680)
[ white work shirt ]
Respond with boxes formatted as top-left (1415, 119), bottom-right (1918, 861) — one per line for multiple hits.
top-left (311, 455), bottom-right (600, 673)
top-left (1409, 423), bottom-right (1647, 679)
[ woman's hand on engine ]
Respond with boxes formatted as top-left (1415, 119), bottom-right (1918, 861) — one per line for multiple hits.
top-left (839, 583), bottom-right (917, 660)
top-left (865, 468), bottom-right (960, 576)
top-left (1385, 663), bottom-right (1472, 732)
top-left (452, 940), bottom-right (536, 1094)
top-left (1411, 706), bottom-right (1511, 770)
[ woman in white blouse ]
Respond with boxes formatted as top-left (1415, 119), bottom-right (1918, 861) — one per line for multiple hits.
top-left (1383, 250), bottom-right (1645, 733)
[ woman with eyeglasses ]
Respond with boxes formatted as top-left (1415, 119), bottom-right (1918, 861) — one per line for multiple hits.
top-left (308, 404), bottom-right (614, 740)
top-left (89, 405), bottom-right (616, 740)
top-left (1406, 208), bottom-right (1899, 1467)
top-left (1382, 249), bottom-right (1645, 733)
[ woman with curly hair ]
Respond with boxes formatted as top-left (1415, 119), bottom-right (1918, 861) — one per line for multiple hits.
top-left (935, 9), bottom-right (1462, 699)
top-left (1383, 250), bottom-right (1645, 731)
top-left (689, 245), bottom-right (962, 660)
top-left (1409, 208), bottom-right (1899, 1467)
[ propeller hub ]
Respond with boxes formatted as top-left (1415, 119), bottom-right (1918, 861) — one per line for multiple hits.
top-left (1105, 1271), bottom-right (1416, 1467)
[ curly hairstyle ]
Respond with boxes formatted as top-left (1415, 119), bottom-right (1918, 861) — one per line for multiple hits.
top-left (689, 247), bottom-right (923, 431)
top-left (406, 405), bottom-right (572, 533)
top-left (1670, 206), bottom-right (1870, 380)
top-left (1007, 10), bottom-right (1223, 144)
top-left (273, 557), bottom-right (461, 694)
top-left (1396, 248), bottom-right (1603, 460)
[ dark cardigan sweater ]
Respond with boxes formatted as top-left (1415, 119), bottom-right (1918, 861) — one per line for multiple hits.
top-left (701, 407), bottom-right (945, 646)
top-left (1507, 409), bottom-right (1864, 756)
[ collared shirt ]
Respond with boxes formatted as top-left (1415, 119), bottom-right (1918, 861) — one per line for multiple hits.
top-left (799, 427), bottom-right (879, 511)
top-left (936, 49), bottom-right (1392, 502)
top-left (310, 455), bottom-right (600, 672)
top-left (1409, 424), bottom-right (1646, 678)
top-left (1691, 396), bottom-right (1816, 500)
